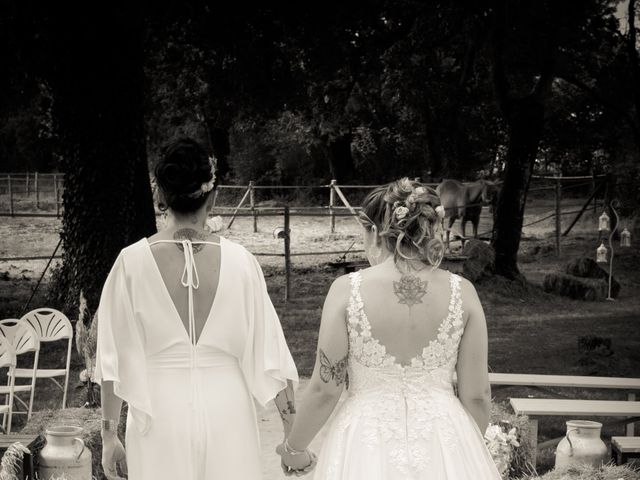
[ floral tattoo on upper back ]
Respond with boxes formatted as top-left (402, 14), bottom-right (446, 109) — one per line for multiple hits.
top-left (393, 274), bottom-right (428, 309)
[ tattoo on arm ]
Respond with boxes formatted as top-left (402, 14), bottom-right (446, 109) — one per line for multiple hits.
top-left (393, 274), bottom-right (428, 308)
top-left (318, 349), bottom-right (349, 388)
top-left (275, 381), bottom-right (296, 427)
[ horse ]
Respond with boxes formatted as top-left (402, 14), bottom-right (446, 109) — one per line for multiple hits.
top-left (435, 179), bottom-right (500, 250)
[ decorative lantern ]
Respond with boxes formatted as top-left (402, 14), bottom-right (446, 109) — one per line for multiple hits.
top-left (598, 211), bottom-right (610, 232)
top-left (621, 228), bottom-right (631, 248)
top-left (596, 243), bottom-right (608, 263)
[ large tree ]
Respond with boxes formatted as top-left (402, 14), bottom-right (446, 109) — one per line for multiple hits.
top-left (39, 4), bottom-right (157, 311)
top-left (488, 0), bottom-right (620, 278)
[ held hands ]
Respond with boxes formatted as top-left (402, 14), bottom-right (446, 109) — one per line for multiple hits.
top-left (276, 440), bottom-right (317, 477)
top-left (102, 434), bottom-right (128, 480)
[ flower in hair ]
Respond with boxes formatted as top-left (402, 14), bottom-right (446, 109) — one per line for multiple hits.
top-left (395, 206), bottom-right (410, 220)
top-left (435, 205), bottom-right (446, 219)
top-left (414, 186), bottom-right (426, 195)
top-left (200, 180), bottom-right (215, 194)
top-left (185, 155), bottom-right (217, 198)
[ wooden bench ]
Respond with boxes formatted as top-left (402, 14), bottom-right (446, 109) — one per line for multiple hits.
top-left (510, 398), bottom-right (640, 465)
top-left (611, 436), bottom-right (640, 465)
top-left (487, 373), bottom-right (640, 435)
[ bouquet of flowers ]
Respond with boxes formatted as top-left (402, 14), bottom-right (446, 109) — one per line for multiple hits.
top-left (484, 422), bottom-right (521, 478)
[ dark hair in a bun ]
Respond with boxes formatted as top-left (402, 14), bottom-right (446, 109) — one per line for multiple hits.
top-left (359, 178), bottom-right (444, 267)
top-left (153, 137), bottom-right (217, 213)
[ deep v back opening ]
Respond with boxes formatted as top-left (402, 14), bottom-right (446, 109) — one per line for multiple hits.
top-left (352, 270), bottom-right (457, 368)
top-left (145, 237), bottom-right (222, 346)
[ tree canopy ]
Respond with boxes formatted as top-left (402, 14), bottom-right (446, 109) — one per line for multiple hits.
top-left (1, 0), bottom-right (638, 286)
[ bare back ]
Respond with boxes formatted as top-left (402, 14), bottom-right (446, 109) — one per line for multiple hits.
top-left (146, 231), bottom-right (221, 344)
top-left (357, 262), bottom-right (458, 366)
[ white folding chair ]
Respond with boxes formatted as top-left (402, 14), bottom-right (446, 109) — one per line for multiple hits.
top-left (12, 308), bottom-right (73, 409)
top-left (0, 319), bottom-right (40, 421)
top-left (0, 335), bottom-right (17, 433)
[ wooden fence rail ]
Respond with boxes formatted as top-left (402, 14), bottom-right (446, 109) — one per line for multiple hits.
top-left (0, 173), bottom-right (607, 258)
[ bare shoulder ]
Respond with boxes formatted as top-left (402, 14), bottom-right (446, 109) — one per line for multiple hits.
top-left (456, 274), bottom-right (484, 320)
top-left (457, 275), bottom-right (478, 298)
top-left (325, 274), bottom-right (352, 308)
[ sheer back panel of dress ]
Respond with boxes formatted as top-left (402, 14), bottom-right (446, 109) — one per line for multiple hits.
top-left (353, 268), bottom-right (458, 367)
top-left (146, 238), bottom-right (221, 345)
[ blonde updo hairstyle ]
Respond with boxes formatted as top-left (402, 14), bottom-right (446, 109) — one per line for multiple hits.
top-left (359, 178), bottom-right (445, 268)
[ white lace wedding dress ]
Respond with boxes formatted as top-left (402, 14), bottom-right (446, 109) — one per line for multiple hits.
top-left (313, 271), bottom-right (501, 479)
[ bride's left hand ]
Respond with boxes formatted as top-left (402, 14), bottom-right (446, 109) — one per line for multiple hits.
top-left (276, 443), bottom-right (317, 476)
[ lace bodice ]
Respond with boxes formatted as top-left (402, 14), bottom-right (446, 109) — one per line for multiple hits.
top-left (329, 270), bottom-right (467, 475)
top-left (347, 270), bottom-right (464, 375)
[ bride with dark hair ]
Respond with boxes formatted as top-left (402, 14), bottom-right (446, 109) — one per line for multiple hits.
top-left (96, 138), bottom-right (298, 480)
top-left (278, 178), bottom-right (501, 479)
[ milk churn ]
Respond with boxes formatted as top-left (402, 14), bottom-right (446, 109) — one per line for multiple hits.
top-left (38, 425), bottom-right (92, 480)
top-left (555, 420), bottom-right (608, 471)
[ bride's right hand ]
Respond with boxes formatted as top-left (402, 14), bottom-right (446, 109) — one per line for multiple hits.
top-left (276, 443), bottom-right (317, 476)
top-left (102, 434), bottom-right (127, 480)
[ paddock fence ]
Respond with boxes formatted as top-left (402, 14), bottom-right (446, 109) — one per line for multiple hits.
top-left (0, 172), bottom-right (615, 303)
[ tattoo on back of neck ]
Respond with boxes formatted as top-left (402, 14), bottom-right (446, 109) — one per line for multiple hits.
top-left (393, 274), bottom-right (428, 309)
top-left (173, 228), bottom-right (207, 253)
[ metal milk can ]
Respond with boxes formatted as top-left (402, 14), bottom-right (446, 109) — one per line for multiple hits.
top-left (555, 420), bottom-right (608, 471)
top-left (38, 425), bottom-right (92, 480)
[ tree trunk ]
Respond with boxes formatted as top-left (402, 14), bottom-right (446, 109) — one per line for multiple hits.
top-left (627, 0), bottom-right (640, 149)
top-left (47, 6), bottom-right (156, 312)
top-left (491, 96), bottom-right (546, 279)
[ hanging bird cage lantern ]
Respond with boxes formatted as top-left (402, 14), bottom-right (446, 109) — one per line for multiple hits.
top-left (598, 211), bottom-right (610, 232)
top-left (596, 243), bottom-right (608, 263)
top-left (621, 228), bottom-right (631, 248)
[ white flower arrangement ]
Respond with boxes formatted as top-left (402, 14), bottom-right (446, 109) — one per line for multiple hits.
top-left (484, 423), bottom-right (520, 478)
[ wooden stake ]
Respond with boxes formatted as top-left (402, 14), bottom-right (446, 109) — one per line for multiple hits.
top-left (249, 180), bottom-right (257, 232)
top-left (329, 179), bottom-right (336, 233)
top-left (54, 174), bottom-right (60, 218)
top-left (8, 175), bottom-right (13, 216)
top-left (226, 186), bottom-right (251, 229)
top-left (35, 172), bottom-right (39, 209)
top-left (284, 206), bottom-right (291, 302)
top-left (333, 184), bottom-right (364, 227)
top-left (26, 172), bottom-right (30, 196)
top-left (555, 177), bottom-right (561, 256)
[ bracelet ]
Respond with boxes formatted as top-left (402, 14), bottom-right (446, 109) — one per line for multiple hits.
top-left (101, 419), bottom-right (118, 432)
top-left (283, 438), bottom-right (307, 456)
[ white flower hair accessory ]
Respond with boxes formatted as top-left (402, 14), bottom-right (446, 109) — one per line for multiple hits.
top-left (394, 205), bottom-right (410, 220)
top-left (185, 155), bottom-right (217, 198)
top-left (435, 205), bottom-right (446, 219)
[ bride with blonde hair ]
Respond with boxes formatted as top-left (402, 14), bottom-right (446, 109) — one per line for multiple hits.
top-left (278, 178), bottom-right (501, 479)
